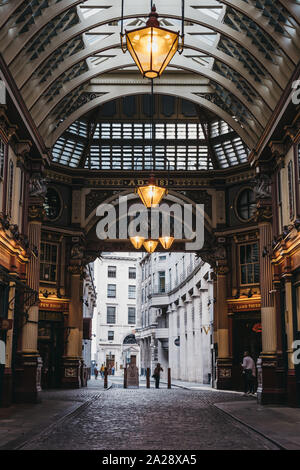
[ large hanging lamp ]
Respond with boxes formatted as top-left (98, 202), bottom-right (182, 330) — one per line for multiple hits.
top-left (120, 2), bottom-right (185, 79)
top-left (122, 6), bottom-right (179, 79)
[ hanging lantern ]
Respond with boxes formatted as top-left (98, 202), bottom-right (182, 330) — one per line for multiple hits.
top-left (143, 239), bottom-right (158, 253)
top-left (159, 236), bottom-right (174, 250)
top-left (130, 236), bottom-right (145, 249)
top-left (137, 174), bottom-right (167, 208)
top-left (125, 6), bottom-right (180, 79)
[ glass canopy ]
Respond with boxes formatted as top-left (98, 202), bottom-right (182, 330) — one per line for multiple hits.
top-left (51, 97), bottom-right (249, 171)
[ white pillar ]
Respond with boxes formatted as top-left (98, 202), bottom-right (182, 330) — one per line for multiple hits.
top-left (185, 294), bottom-right (194, 382)
top-left (192, 292), bottom-right (202, 383)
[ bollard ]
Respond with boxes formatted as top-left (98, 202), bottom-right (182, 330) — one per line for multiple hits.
top-left (146, 368), bottom-right (150, 388)
top-left (104, 367), bottom-right (108, 389)
top-left (124, 368), bottom-right (127, 389)
top-left (168, 368), bottom-right (171, 389)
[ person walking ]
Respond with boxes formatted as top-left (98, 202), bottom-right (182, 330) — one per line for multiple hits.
top-left (153, 363), bottom-right (163, 389)
top-left (100, 364), bottom-right (105, 378)
top-left (241, 351), bottom-right (256, 395)
top-left (94, 366), bottom-right (99, 380)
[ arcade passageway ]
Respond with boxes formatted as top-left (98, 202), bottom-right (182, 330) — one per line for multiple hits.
top-left (0, 0), bottom-right (300, 446)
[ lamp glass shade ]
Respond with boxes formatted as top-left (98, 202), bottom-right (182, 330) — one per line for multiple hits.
top-left (130, 236), bottom-right (145, 249)
top-left (126, 26), bottom-right (179, 78)
top-left (159, 236), bottom-right (174, 250)
top-left (137, 183), bottom-right (166, 208)
top-left (143, 239), bottom-right (158, 253)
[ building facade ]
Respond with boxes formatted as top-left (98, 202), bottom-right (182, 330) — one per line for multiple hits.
top-left (94, 253), bottom-right (140, 375)
top-left (136, 252), bottom-right (214, 384)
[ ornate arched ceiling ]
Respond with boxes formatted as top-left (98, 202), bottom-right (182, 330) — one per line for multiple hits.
top-left (0, 0), bottom-right (299, 156)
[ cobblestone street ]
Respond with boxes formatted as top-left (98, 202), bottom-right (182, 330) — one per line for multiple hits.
top-left (17, 382), bottom-right (277, 451)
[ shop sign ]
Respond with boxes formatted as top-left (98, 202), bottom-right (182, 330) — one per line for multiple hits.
top-left (229, 302), bottom-right (261, 312)
top-left (39, 301), bottom-right (69, 312)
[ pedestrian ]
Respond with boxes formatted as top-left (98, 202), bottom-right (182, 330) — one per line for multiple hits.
top-left (241, 351), bottom-right (256, 396)
top-left (100, 364), bottom-right (105, 378)
top-left (94, 366), bottom-right (98, 380)
top-left (111, 365), bottom-right (115, 376)
top-left (152, 363), bottom-right (163, 389)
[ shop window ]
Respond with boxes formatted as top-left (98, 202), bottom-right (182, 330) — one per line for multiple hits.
top-left (40, 243), bottom-right (58, 282)
top-left (239, 243), bottom-right (259, 285)
top-left (128, 267), bottom-right (136, 279)
top-left (128, 307), bottom-right (136, 325)
top-left (288, 161), bottom-right (294, 220)
top-left (107, 266), bottom-right (116, 278)
top-left (107, 284), bottom-right (116, 298)
top-left (107, 306), bottom-right (116, 324)
top-left (236, 188), bottom-right (256, 221)
top-left (128, 285), bottom-right (136, 299)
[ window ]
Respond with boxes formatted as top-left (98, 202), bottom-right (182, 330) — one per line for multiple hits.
top-left (128, 285), bottom-right (136, 299)
top-left (158, 271), bottom-right (166, 293)
top-left (169, 268), bottom-right (172, 291)
top-left (40, 243), bottom-right (58, 282)
top-left (108, 330), bottom-right (114, 341)
top-left (107, 306), bottom-right (116, 324)
top-left (107, 284), bottom-right (116, 298)
top-left (236, 189), bottom-right (256, 221)
top-left (0, 139), bottom-right (5, 179)
top-left (277, 171), bottom-right (283, 232)
top-left (128, 307), bottom-right (136, 325)
top-left (107, 266), bottom-right (116, 278)
top-left (288, 161), bottom-right (294, 220)
top-left (7, 160), bottom-right (14, 217)
top-left (240, 243), bottom-right (259, 285)
top-left (159, 255), bottom-right (166, 261)
top-left (44, 188), bottom-right (61, 220)
top-left (129, 267), bottom-right (136, 279)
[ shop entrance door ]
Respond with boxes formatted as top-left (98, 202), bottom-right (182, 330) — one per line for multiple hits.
top-left (232, 312), bottom-right (262, 390)
top-left (38, 312), bottom-right (64, 389)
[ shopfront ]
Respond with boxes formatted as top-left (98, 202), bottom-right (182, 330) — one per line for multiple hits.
top-left (38, 301), bottom-right (69, 389)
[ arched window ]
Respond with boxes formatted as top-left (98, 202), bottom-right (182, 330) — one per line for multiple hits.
top-left (236, 189), bottom-right (256, 221)
top-left (123, 334), bottom-right (137, 345)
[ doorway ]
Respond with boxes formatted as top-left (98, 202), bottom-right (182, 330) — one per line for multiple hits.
top-left (38, 311), bottom-right (64, 389)
top-left (232, 312), bottom-right (262, 390)
top-left (106, 354), bottom-right (115, 375)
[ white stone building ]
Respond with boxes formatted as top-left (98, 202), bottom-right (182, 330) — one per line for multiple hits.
top-left (94, 253), bottom-right (141, 376)
top-left (82, 263), bottom-right (97, 380)
top-left (136, 252), bottom-right (214, 384)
